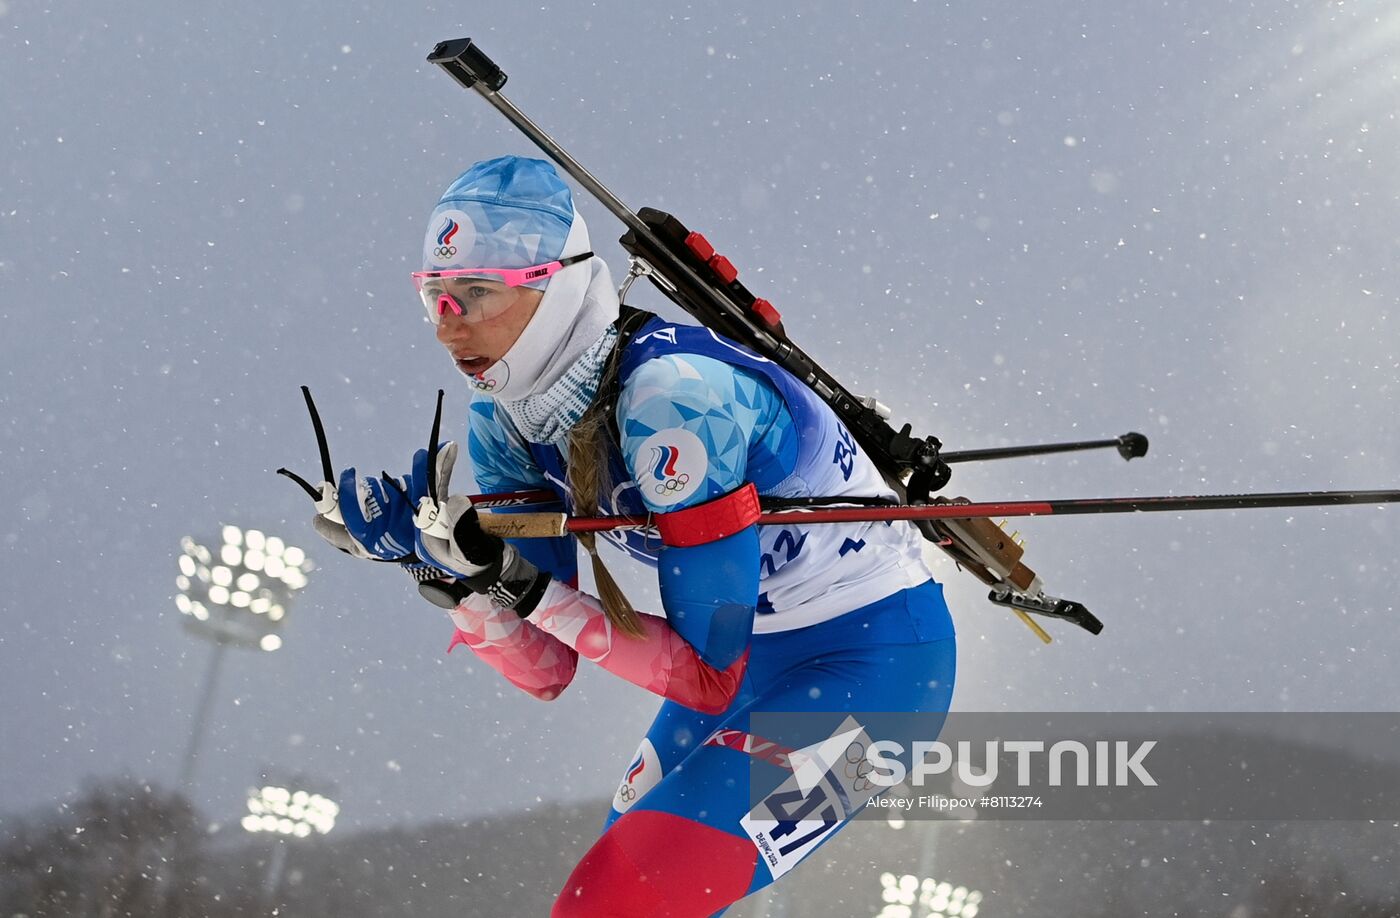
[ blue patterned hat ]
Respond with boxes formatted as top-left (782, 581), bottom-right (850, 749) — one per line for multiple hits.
top-left (421, 156), bottom-right (575, 286)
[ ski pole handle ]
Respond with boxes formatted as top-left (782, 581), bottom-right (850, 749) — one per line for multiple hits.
top-left (477, 511), bottom-right (572, 540)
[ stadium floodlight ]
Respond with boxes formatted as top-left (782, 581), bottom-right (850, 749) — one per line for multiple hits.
top-left (241, 784), bottom-right (340, 839)
top-left (876, 872), bottom-right (984, 918)
top-left (176, 526), bottom-right (312, 650)
top-left (174, 527), bottom-right (313, 792)
top-left (241, 778), bottom-right (340, 905)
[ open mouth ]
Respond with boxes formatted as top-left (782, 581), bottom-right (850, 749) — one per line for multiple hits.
top-left (454, 355), bottom-right (492, 376)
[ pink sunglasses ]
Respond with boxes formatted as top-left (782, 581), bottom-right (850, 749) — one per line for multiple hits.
top-left (411, 252), bottom-right (593, 324)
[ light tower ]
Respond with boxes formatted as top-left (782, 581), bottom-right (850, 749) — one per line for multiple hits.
top-left (242, 778), bottom-right (340, 903)
top-left (173, 525), bottom-right (312, 791)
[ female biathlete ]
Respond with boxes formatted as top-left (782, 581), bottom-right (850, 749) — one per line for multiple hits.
top-left (309, 156), bottom-right (957, 917)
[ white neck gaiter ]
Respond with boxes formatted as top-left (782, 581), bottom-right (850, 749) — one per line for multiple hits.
top-left (497, 324), bottom-right (617, 446)
top-left (467, 213), bottom-right (620, 402)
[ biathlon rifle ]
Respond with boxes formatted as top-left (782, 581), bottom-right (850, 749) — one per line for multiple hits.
top-left (422, 37), bottom-right (1400, 643)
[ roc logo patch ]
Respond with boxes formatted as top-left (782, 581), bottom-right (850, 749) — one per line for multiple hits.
top-left (425, 210), bottom-right (476, 267)
top-left (612, 738), bottom-right (662, 813)
top-left (470, 359), bottom-right (509, 393)
top-left (635, 428), bottom-right (707, 508)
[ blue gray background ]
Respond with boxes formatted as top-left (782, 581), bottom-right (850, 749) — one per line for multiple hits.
top-left (2, 1), bottom-right (1396, 835)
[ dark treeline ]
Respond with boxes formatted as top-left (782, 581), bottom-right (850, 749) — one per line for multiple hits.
top-left (2, 778), bottom-right (1398, 917)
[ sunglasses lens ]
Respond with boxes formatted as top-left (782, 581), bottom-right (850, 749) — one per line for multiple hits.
top-left (415, 270), bottom-right (533, 325)
top-left (417, 281), bottom-right (465, 325)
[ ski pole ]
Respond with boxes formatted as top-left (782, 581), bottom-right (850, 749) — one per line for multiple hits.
top-left (942, 431), bottom-right (1149, 464)
top-left (471, 487), bottom-right (1400, 539)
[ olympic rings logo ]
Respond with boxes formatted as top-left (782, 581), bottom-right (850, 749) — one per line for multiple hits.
top-left (654, 473), bottom-right (690, 495)
top-left (433, 245), bottom-right (458, 258)
top-left (471, 376), bottom-right (498, 392)
top-left (845, 741), bottom-right (876, 793)
top-left (616, 784), bottom-right (637, 804)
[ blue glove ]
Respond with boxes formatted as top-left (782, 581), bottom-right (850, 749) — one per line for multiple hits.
top-left (308, 466), bottom-right (420, 563)
top-left (337, 467), bottom-right (420, 561)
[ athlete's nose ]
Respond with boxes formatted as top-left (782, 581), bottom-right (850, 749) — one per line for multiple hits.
top-left (435, 311), bottom-right (471, 347)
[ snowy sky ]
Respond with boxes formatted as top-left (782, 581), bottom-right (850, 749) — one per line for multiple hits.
top-left (3, 1), bottom-right (1397, 833)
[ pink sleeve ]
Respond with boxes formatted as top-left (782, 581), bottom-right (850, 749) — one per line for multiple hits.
top-left (447, 595), bottom-right (579, 701)
top-left (527, 581), bottom-right (748, 715)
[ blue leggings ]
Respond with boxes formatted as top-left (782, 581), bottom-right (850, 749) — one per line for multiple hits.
top-left (551, 581), bottom-right (957, 917)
